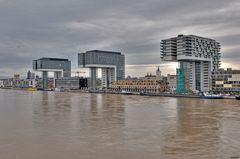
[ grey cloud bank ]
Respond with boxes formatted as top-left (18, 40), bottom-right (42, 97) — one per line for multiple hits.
top-left (0, 0), bottom-right (240, 77)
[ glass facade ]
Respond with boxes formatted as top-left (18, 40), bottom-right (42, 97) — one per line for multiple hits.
top-left (177, 68), bottom-right (184, 93)
top-left (33, 58), bottom-right (71, 77)
top-left (55, 77), bottom-right (88, 89)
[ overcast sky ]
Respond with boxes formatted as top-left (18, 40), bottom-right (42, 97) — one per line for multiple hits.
top-left (0, 0), bottom-right (239, 78)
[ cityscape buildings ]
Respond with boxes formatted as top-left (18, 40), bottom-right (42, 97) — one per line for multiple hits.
top-left (1, 34), bottom-right (240, 96)
top-left (140, 66), bottom-right (163, 80)
top-left (111, 67), bottom-right (170, 93)
top-left (161, 34), bottom-right (221, 93)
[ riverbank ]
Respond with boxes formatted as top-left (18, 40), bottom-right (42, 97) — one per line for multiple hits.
top-left (1, 87), bottom-right (238, 100)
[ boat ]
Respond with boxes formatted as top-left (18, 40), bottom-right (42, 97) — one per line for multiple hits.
top-left (202, 93), bottom-right (223, 99)
top-left (121, 90), bottom-right (133, 95)
top-left (235, 95), bottom-right (240, 100)
top-left (55, 87), bottom-right (65, 92)
top-left (222, 94), bottom-right (235, 99)
top-left (26, 87), bottom-right (37, 91)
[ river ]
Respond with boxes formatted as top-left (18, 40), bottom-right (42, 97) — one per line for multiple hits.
top-left (0, 89), bottom-right (240, 159)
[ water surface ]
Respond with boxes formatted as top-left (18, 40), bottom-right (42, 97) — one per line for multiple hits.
top-left (0, 89), bottom-right (240, 159)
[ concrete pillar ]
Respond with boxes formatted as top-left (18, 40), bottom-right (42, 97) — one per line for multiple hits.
top-left (106, 68), bottom-right (110, 88)
top-left (90, 67), bottom-right (97, 90)
top-left (108, 68), bottom-right (115, 88)
top-left (102, 68), bottom-right (115, 89)
top-left (102, 68), bottom-right (107, 88)
top-left (42, 71), bottom-right (48, 90)
top-left (53, 71), bottom-right (62, 88)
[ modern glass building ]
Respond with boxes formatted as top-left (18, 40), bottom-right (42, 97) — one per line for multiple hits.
top-left (176, 68), bottom-right (184, 93)
top-left (33, 57), bottom-right (71, 89)
top-left (78, 50), bottom-right (125, 90)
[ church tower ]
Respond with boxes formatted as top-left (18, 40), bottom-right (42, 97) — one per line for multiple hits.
top-left (156, 66), bottom-right (161, 77)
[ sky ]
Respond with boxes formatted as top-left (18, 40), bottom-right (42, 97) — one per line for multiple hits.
top-left (0, 0), bottom-right (240, 78)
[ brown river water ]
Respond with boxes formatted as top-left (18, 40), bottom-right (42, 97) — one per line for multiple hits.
top-left (0, 89), bottom-right (240, 159)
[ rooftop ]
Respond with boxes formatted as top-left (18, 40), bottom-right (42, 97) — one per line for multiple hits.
top-left (38, 57), bottom-right (69, 61)
top-left (161, 34), bottom-right (218, 42)
top-left (85, 50), bottom-right (122, 55)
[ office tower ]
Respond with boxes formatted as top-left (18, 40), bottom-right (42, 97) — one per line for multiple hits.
top-left (33, 57), bottom-right (71, 89)
top-left (78, 50), bottom-right (125, 90)
top-left (27, 71), bottom-right (31, 79)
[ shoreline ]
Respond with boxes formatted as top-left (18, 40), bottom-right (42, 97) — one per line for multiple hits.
top-left (1, 87), bottom-right (237, 100)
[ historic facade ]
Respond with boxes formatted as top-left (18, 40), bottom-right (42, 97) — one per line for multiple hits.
top-left (111, 79), bottom-right (169, 93)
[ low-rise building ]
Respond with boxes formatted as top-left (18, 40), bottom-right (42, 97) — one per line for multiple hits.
top-left (55, 77), bottom-right (88, 90)
top-left (166, 74), bottom-right (177, 92)
top-left (212, 68), bottom-right (240, 94)
top-left (111, 79), bottom-right (169, 93)
top-left (0, 79), bottom-right (4, 87)
top-left (2, 79), bottom-right (13, 88)
top-left (18, 79), bottom-right (37, 88)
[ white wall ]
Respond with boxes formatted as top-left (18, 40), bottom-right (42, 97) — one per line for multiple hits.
top-left (0, 80), bottom-right (4, 87)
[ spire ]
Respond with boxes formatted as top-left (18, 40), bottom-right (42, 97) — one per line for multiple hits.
top-left (156, 66), bottom-right (161, 77)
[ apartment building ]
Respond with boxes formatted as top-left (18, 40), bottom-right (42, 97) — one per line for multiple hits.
top-left (161, 34), bottom-right (221, 93)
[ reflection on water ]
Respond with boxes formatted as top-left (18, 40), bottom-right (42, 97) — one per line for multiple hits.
top-left (0, 89), bottom-right (240, 159)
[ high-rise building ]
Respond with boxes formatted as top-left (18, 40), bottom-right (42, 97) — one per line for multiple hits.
top-left (161, 34), bottom-right (221, 93)
top-left (27, 71), bottom-right (31, 79)
top-left (33, 57), bottom-right (71, 89)
top-left (31, 73), bottom-right (35, 79)
top-left (27, 71), bottom-right (36, 79)
top-left (78, 50), bottom-right (125, 90)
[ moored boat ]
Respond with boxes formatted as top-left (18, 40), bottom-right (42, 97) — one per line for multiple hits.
top-left (55, 87), bottom-right (65, 92)
top-left (235, 95), bottom-right (240, 100)
top-left (121, 90), bottom-right (133, 95)
top-left (26, 87), bottom-right (37, 91)
top-left (222, 95), bottom-right (235, 99)
top-left (202, 93), bottom-right (223, 99)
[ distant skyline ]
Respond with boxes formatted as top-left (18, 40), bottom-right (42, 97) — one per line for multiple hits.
top-left (0, 0), bottom-right (240, 78)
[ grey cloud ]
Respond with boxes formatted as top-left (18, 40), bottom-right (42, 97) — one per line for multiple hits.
top-left (0, 0), bottom-right (240, 77)
top-left (217, 34), bottom-right (240, 47)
